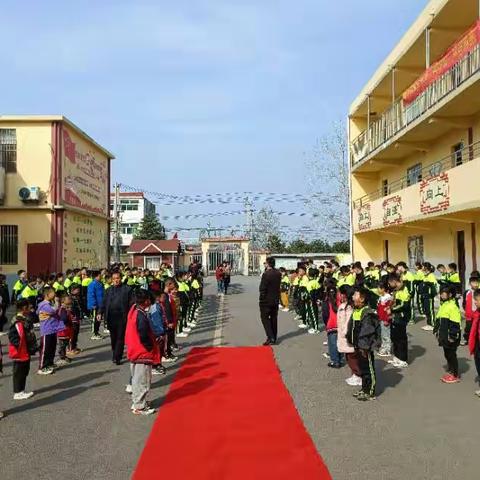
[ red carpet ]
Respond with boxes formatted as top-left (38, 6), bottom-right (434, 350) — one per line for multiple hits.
top-left (133, 347), bottom-right (331, 479)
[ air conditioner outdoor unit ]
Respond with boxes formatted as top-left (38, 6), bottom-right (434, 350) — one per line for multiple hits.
top-left (19, 186), bottom-right (41, 202)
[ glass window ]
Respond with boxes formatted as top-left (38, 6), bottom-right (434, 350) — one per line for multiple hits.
top-left (452, 142), bottom-right (464, 167)
top-left (0, 129), bottom-right (17, 173)
top-left (406, 163), bottom-right (422, 186)
top-left (0, 225), bottom-right (18, 264)
top-left (119, 199), bottom-right (139, 211)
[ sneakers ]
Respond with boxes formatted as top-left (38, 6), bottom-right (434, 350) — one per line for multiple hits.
top-left (298, 324), bottom-right (308, 329)
top-left (352, 389), bottom-right (363, 398)
top-left (90, 334), bottom-right (103, 340)
top-left (103, 328), bottom-right (110, 335)
top-left (37, 367), bottom-right (54, 375)
top-left (460, 339), bottom-right (468, 346)
top-left (421, 325), bottom-right (434, 331)
top-left (387, 357), bottom-right (399, 365)
top-left (356, 391), bottom-right (376, 401)
top-left (441, 374), bottom-right (460, 384)
top-left (377, 350), bottom-right (391, 357)
top-left (152, 366), bottom-right (166, 375)
top-left (395, 360), bottom-right (408, 368)
top-left (345, 375), bottom-right (362, 386)
top-left (323, 341), bottom-right (328, 346)
top-left (176, 332), bottom-right (188, 338)
top-left (162, 355), bottom-right (177, 363)
top-left (281, 308), bottom-right (289, 312)
top-left (322, 352), bottom-right (330, 359)
top-left (13, 391), bottom-right (34, 400)
top-left (125, 384), bottom-right (133, 394)
top-left (327, 362), bottom-right (341, 369)
top-left (474, 390), bottom-right (480, 397)
top-left (132, 407), bottom-right (156, 416)
top-left (307, 328), bottom-right (315, 334)
top-left (55, 359), bottom-right (71, 367)
top-left (183, 327), bottom-right (192, 333)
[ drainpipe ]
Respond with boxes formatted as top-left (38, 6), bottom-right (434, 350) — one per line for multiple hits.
top-left (391, 67), bottom-right (396, 105)
top-left (366, 94), bottom-right (371, 151)
top-left (425, 27), bottom-right (431, 68)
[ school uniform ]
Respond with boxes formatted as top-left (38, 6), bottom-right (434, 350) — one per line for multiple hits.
top-left (436, 298), bottom-right (462, 378)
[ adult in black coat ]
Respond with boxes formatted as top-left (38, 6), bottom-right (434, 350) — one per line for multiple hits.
top-left (102, 271), bottom-right (133, 364)
top-left (259, 257), bottom-right (282, 345)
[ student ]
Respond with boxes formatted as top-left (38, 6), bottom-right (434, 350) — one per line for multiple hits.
top-left (297, 265), bottom-right (309, 329)
top-left (0, 274), bottom-right (9, 333)
top-left (337, 265), bottom-right (355, 288)
top-left (11, 270), bottom-right (27, 303)
top-left (149, 291), bottom-right (166, 375)
top-left (57, 295), bottom-right (74, 366)
top-left (376, 280), bottom-right (393, 357)
top-left (325, 285), bottom-right (341, 367)
top-left (307, 268), bottom-right (321, 334)
top-left (468, 289), bottom-right (480, 397)
top-left (81, 270), bottom-right (93, 318)
top-left (189, 274), bottom-right (201, 326)
top-left (396, 262), bottom-right (415, 324)
top-left (87, 271), bottom-right (105, 340)
top-left (176, 273), bottom-right (190, 338)
top-left (446, 263), bottom-right (461, 294)
top-left (347, 287), bottom-right (381, 401)
top-left (160, 279), bottom-right (178, 363)
top-left (414, 261), bottom-right (425, 315)
top-left (215, 264), bottom-right (224, 295)
top-left (437, 264), bottom-right (448, 289)
top-left (279, 268), bottom-right (290, 312)
top-left (36, 287), bottom-right (63, 375)
top-left (435, 285), bottom-right (462, 384)
top-left (52, 273), bottom-right (66, 295)
top-left (364, 262), bottom-right (380, 290)
top-left (420, 262), bottom-right (438, 331)
top-left (463, 273), bottom-right (480, 346)
top-left (125, 289), bottom-right (158, 415)
top-left (388, 275), bottom-right (410, 368)
top-left (21, 277), bottom-right (40, 311)
top-left (337, 285), bottom-right (361, 386)
top-left (63, 269), bottom-right (74, 293)
top-left (69, 284), bottom-right (83, 355)
top-left (8, 299), bottom-right (37, 400)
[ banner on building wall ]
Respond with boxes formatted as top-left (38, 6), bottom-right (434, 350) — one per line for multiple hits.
top-left (420, 173), bottom-right (450, 215)
top-left (383, 196), bottom-right (402, 227)
top-left (63, 211), bottom-right (108, 268)
top-left (62, 128), bottom-right (109, 217)
top-left (357, 204), bottom-right (371, 231)
top-left (403, 20), bottom-right (480, 104)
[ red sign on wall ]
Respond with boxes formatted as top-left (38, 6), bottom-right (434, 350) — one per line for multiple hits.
top-left (357, 204), bottom-right (371, 231)
top-left (420, 173), bottom-right (450, 215)
top-left (383, 196), bottom-right (402, 227)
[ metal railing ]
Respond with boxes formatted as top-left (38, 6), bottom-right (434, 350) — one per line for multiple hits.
top-left (352, 140), bottom-right (480, 208)
top-left (351, 43), bottom-right (480, 165)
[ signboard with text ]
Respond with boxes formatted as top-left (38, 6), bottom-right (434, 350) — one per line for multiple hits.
top-left (383, 196), bottom-right (402, 227)
top-left (62, 127), bottom-right (109, 217)
top-left (357, 204), bottom-right (371, 231)
top-left (420, 173), bottom-right (450, 215)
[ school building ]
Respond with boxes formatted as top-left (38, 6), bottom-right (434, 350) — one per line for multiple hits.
top-left (349, 0), bottom-right (480, 286)
top-left (0, 115), bottom-right (114, 279)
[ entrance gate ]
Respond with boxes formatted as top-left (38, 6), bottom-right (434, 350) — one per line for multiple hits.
top-left (206, 243), bottom-right (245, 275)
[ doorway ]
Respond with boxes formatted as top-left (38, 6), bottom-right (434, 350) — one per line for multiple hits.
top-left (383, 240), bottom-right (389, 263)
top-left (457, 230), bottom-right (466, 292)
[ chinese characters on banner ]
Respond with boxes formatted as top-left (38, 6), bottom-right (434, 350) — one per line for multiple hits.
top-left (62, 128), bottom-right (109, 217)
top-left (383, 196), bottom-right (403, 226)
top-left (420, 173), bottom-right (450, 214)
top-left (357, 204), bottom-right (371, 231)
top-left (63, 211), bottom-right (108, 268)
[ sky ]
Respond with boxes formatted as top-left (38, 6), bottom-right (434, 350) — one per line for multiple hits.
top-left (0, 0), bottom-right (427, 241)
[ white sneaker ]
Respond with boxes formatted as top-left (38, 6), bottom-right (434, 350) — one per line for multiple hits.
top-left (90, 334), bottom-right (103, 340)
top-left (308, 328), bottom-right (315, 334)
top-left (298, 324), bottom-right (308, 329)
top-left (323, 341), bottom-right (328, 346)
top-left (281, 308), bottom-right (289, 312)
top-left (387, 357), bottom-right (399, 365)
top-left (377, 350), bottom-right (391, 357)
top-left (176, 332), bottom-right (188, 338)
top-left (322, 352), bottom-right (330, 359)
top-left (475, 390), bottom-right (480, 398)
top-left (103, 328), bottom-right (110, 334)
top-left (345, 375), bottom-right (362, 386)
top-left (125, 384), bottom-right (133, 394)
top-left (13, 391), bottom-right (34, 400)
top-left (183, 327), bottom-right (192, 333)
top-left (395, 360), bottom-right (409, 368)
top-left (190, 322), bottom-right (197, 327)
top-left (187, 322), bottom-right (195, 327)
top-left (37, 367), bottom-right (54, 375)
top-left (132, 406), bottom-right (156, 416)
top-left (422, 325), bottom-right (434, 331)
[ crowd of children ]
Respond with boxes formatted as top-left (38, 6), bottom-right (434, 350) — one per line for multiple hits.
top-left (279, 260), bottom-right (480, 401)
top-left (0, 262), bottom-right (203, 418)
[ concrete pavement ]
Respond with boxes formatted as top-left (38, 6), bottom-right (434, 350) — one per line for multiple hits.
top-left (1, 276), bottom-right (478, 480)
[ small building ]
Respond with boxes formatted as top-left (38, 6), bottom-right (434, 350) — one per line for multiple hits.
top-left (269, 253), bottom-right (340, 271)
top-left (109, 192), bottom-right (156, 254)
top-left (0, 115), bottom-right (114, 279)
top-left (127, 239), bottom-right (180, 271)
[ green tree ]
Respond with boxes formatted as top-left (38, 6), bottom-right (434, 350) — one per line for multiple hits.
top-left (253, 206), bottom-right (281, 249)
top-left (134, 213), bottom-right (166, 240)
top-left (266, 234), bottom-right (286, 253)
top-left (286, 239), bottom-right (309, 254)
top-left (331, 240), bottom-right (350, 253)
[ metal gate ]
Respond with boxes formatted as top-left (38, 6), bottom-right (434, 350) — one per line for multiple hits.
top-left (207, 243), bottom-right (244, 275)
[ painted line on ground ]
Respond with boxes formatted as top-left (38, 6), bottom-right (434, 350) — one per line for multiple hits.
top-left (213, 294), bottom-right (225, 347)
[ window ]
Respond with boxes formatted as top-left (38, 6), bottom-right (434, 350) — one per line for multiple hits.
top-left (0, 129), bottom-right (17, 173)
top-left (406, 163), bottom-right (422, 186)
top-left (121, 223), bottom-right (138, 235)
top-left (408, 236), bottom-right (424, 269)
top-left (0, 225), bottom-right (18, 264)
top-left (452, 142), bottom-right (464, 167)
top-left (119, 199), bottom-right (139, 211)
top-left (382, 179), bottom-right (389, 197)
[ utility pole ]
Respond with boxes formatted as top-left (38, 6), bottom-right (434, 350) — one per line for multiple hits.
top-left (243, 197), bottom-right (255, 244)
top-left (113, 182), bottom-right (121, 263)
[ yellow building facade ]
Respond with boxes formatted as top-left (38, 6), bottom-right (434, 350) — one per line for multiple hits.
top-left (349, 0), bottom-right (480, 285)
top-left (0, 116), bottom-right (114, 277)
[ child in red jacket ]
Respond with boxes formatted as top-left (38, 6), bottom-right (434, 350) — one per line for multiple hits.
top-left (463, 273), bottom-right (480, 345)
top-left (9, 299), bottom-right (38, 400)
top-left (325, 286), bottom-right (342, 368)
top-left (468, 289), bottom-right (480, 397)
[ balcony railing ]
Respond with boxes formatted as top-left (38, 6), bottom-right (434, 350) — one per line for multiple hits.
top-left (352, 140), bottom-right (480, 208)
top-left (351, 44), bottom-right (480, 165)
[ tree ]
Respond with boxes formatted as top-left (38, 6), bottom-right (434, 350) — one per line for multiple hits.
top-left (286, 239), bottom-right (309, 254)
top-left (253, 206), bottom-right (280, 249)
top-left (304, 121), bottom-right (350, 243)
top-left (134, 213), bottom-right (166, 240)
top-left (266, 234), bottom-right (286, 253)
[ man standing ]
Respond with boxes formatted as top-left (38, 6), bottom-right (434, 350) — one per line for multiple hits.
top-left (259, 257), bottom-right (282, 345)
top-left (103, 271), bottom-right (132, 365)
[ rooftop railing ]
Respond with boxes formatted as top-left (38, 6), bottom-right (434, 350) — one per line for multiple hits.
top-left (351, 44), bottom-right (480, 166)
top-left (352, 140), bottom-right (480, 208)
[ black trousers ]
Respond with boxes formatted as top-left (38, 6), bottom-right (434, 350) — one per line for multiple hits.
top-left (166, 327), bottom-right (175, 357)
top-left (391, 322), bottom-right (408, 362)
top-left (39, 333), bottom-right (57, 369)
top-left (464, 321), bottom-right (472, 343)
top-left (109, 321), bottom-right (126, 363)
top-left (260, 304), bottom-right (278, 342)
top-left (13, 360), bottom-right (30, 393)
top-left (58, 338), bottom-right (69, 359)
top-left (357, 349), bottom-right (376, 396)
top-left (71, 322), bottom-right (80, 349)
top-left (443, 346), bottom-right (458, 377)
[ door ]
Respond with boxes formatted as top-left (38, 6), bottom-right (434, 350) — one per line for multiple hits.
top-left (407, 236), bottom-right (424, 269)
top-left (457, 231), bottom-right (466, 292)
top-left (383, 240), bottom-right (389, 263)
top-left (27, 243), bottom-right (52, 277)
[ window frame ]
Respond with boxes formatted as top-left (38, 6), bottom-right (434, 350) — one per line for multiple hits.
top-left (0, 128), bottom-right (17, 173)
top-left (0, 225), bottom-right (19, 265)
